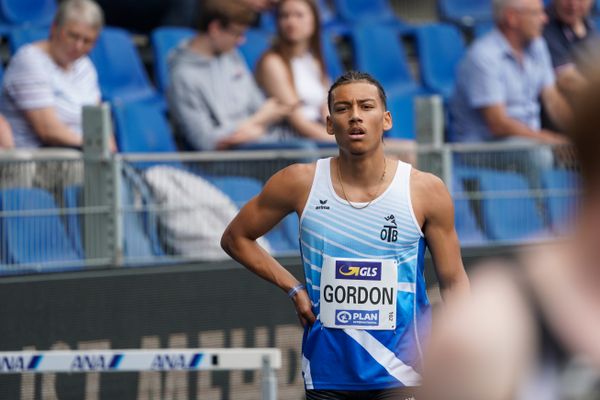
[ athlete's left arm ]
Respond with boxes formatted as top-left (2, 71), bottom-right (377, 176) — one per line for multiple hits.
top-left (412, 171), bottom-right (470, 302)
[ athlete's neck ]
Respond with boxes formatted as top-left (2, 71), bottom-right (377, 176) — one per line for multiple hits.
top-left (336, 152), bottom-right (387, 187)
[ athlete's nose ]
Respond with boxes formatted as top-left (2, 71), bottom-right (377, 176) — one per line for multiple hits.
top-left (349, 104), bottom-right (362, 123)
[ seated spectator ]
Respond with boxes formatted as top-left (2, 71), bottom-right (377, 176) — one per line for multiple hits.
top-left (543, 0), bottom-right (599, 102)
top-left (421, 72), bottom-right (600, 400)
top-left (169, 0), bottom-right (311, 151)
top-left (255, 0), bottom-right (416, 161)
top-left (0, 0), bottom-right (108, 150)
top-left (255, 0), bottom-right (335, 143)
top-left (0, 115), bottom-right (14, 149)
top-left (450, 0), bottom-right (571, 145)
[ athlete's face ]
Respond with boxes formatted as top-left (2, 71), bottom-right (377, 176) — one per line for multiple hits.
top-left (327, 82), bottom-right (392, 155)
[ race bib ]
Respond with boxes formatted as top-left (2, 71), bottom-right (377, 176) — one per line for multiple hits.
top-left (319, 256), bottom-right (398, 330)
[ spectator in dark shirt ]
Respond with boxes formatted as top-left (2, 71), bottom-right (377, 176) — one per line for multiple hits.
top-left (543, 0), bottom-right (599, 102)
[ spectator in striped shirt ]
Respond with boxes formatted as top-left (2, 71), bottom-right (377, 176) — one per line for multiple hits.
top-left (0, 0), bottom-right (111, 149)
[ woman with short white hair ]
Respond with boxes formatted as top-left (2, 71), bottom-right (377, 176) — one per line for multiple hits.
top-left (0, 0), bottom-right (109, 149)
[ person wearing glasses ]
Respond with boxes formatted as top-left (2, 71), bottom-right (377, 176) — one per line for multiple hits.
top-left (0, 0), bottom-right (106, 149)
top-left (168, 0), bottom-right (310, 151)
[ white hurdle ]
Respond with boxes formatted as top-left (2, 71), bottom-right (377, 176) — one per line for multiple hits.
top-left (0, 348), bottom-right (281, 400)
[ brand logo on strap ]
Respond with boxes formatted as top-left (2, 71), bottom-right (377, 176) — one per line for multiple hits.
top-left (315, 199), bottom-right (330, 210)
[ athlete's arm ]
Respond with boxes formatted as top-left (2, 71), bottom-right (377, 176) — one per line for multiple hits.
top-left (221, 163), bottom-right (316, 326)
top-left (412, 171), bottom-right (470, 302)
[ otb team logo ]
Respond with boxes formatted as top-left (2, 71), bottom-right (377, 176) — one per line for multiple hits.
top-left (381, 214), bottom-right (398, 243)
top-left (335, 261), bottom-right (382, 280)
top-left (335, 310), bottom-right (379, 326)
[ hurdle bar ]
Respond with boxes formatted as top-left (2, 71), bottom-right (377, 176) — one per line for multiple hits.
top-left (0, 348), bottom-right (281, 400)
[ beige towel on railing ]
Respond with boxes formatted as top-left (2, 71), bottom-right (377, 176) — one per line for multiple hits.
top-left (144, 165), bottom-right (270, 260)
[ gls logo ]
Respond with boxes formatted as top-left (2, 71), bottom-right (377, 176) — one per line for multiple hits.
top-left (335, 261), bottom-right (382, 280)
top-left (381, 214), bottom-right (398, 243)
top-left (315, 199), bottom-right (330, 210)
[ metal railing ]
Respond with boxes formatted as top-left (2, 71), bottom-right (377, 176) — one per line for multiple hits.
top-left (0, 106), bottom-right (580, 274)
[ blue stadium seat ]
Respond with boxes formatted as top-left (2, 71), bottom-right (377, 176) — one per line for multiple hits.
top-left (63, 185), bottom-right (84, 257)
top-left (385, 94), bottom-right (415, 140)
top-left (7, 26), bottom-right (48, 53)
top-left (259, 10), bottom-right (276, 33)
top-left (0, 187), bottom-right (81, 268)
top-left (122, 164), bottom-right (165, 259)
top-left (238, 28), bottom-right (272, 72)
top-left (473, 20), bottom-right (494, 38)
top-left (334, 0), bottom-right (405, 28)
top-left (452, 170), bottom-right (487, 245)
top-left (0, 0), bottom-right (55, 25)
top-left (207, 175), bottom-right (297, 253)
top-left (0, 0), bottom-right (55, 35)
top-left (321, 27), bottom-right (345, 80)
top-left (206, 175), bottom-right (263, 209)
top-left (259, 0), bottom-right (341, 31)
top-left (120, 175), bottom-right (164, 262)
top-left (350, 24), bottom-right (422, 99)
top-left (438, 0), bottom-right (493, 27)
top-left (594, 15), bottom-right (600, 31)
top-left (63, 178), bottom-right (164, 264)
top-left (150, 26), bottom-right (195, 94)
top-left (541, 168), bottom-right (579, 233)
top-left (112, 97), bottom-right (177, 153)
top-left (317, 0), bottom-right (340, 28)
top-left (473, 169), bottom-right (546, 242)
top-left (415, 23), bottom-right (466, 100)
top-left (89, 27), bottom-right (159, 103)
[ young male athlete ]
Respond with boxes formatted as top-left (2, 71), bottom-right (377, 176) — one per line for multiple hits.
top-left (221, 71), bottom-right (470, 399)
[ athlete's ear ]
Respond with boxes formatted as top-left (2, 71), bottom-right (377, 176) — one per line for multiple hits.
top-left (383, 110), bottom-right (392, 132)
top-left (326, 115), bottom-right (334, 135)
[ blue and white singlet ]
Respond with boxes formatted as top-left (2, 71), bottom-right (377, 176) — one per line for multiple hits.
top-left (299, 157), bottom-right (431, 390)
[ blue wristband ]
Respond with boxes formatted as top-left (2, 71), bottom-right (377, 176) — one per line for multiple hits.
top-left (287, 284), bottom-right (305, 299)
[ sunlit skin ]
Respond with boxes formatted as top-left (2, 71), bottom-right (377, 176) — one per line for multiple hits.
top-left (327, 81), bottom-right (392, 158)
top-left (48, 20), bottom-right (99, 69)
top-left (513, 0), bottom-right (548, 44)
top-left (278, 0), bottom-right (315, 45)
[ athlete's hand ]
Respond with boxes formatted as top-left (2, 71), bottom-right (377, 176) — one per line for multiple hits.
top-left (292, 289), bottom-right (316, 328)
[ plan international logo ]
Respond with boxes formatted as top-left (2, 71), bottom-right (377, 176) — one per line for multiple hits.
top-left (335, 260), bottom-right (382, 280)
top-left (335, 310), bottom-right (379, 326)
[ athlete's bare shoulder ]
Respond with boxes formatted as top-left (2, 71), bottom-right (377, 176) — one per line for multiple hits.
top-left (410, 168), bottom-right (447, 195)
top-left (409, 167), bottom-right (452, 225)
top-left (268, 162), bottom-right (316, 190)
top-left (262, 162), bottom-right (317, 213)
